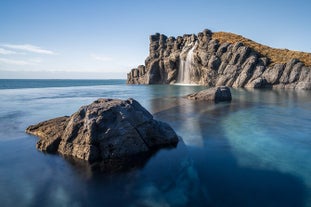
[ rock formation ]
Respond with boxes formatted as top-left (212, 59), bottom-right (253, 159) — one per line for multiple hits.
top-left (187, 86), bottom-right (232, 102)
top-left (127, 29), bottom-right (311, 90)
top-left (26, 98), bottom-right (178, 164)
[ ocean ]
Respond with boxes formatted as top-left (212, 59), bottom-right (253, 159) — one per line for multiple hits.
top-left (0, 79), bottom-right (310, 207)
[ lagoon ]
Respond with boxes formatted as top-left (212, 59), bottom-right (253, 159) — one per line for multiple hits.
top-left (0, 79), bottom-right (310, 207)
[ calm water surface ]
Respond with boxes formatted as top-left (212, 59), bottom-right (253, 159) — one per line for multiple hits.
top-left (0, 80), bottom-right (310, 207)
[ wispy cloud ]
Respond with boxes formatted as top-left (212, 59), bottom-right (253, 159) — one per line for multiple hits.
top-left (0, 48), bottom-right (18, 55)
top-left (0, 58), bottom-right (42, 66)
top-left (2, 44), bottom-right (56, 55)
top-left (90, 53), bottom-right (113, 62)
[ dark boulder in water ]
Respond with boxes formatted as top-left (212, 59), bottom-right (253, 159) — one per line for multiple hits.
top-left (186, 86), bottom-right (232, 102)
top-left (26, 98), bottom-right (178, 167)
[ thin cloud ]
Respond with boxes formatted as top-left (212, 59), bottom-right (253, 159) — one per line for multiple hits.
top-left (2, 44), bottom-right (56, 55)
top-left (0, 48), bottom-right (18, 55)
top-left (0, 58), bottom-right (41, 66)
top-left (90, 53), bottom-right (113, 62)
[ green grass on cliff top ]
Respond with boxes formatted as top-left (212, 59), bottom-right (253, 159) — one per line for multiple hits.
top-left (212, 32), bottom-right (311, 67)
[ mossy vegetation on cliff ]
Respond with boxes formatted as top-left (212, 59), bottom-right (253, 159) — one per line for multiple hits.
top-left (127, 29), bottom-right (311, 90)
top-left (212, 32), bottom-right (311, 67)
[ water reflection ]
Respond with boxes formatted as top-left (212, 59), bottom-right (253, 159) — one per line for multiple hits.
top-left (0, 84), bottom-right (310, 207)
top-left (223, 90), bottom-right (311, 205)
top-left (151, 88), bottom-right (309, 206)
top-left (63, 146), bottom-right (178, 179)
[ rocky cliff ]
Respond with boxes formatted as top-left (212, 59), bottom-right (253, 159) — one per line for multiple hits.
top-left (127, 29), bottom-right (311, 90)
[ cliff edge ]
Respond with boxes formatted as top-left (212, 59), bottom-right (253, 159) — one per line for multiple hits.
top-left (127, 29), bottom-right (311, 90)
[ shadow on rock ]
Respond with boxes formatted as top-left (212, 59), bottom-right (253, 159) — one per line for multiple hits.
top-left (26, 98), bottom-right (179, 176)
top-left (63, 144), bottom-right (178, 178)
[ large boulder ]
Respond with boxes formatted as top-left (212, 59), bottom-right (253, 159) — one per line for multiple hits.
top-left (26, 98), bottom-right (178, 164)
top-left (186, 86), bottom-right (232, 102)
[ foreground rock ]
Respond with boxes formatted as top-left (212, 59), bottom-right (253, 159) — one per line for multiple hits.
top-left (187, 86), bottom-right (232, 102)
top-left (127, 29), bottom-right (311, 90)
top-left (26, 98), bottom-right (178, 166)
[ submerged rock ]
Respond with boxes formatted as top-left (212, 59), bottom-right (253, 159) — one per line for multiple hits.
top-left (26, 98), bottom-right (179, 166)
top-left (187, 86), bottom-right (232, 102)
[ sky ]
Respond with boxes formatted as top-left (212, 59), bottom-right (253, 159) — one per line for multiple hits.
top-left (0, 0), bottom-right (310, 79)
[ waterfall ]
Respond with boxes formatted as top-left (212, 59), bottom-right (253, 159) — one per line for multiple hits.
top-left (177, 43), bottom-right (196, 84)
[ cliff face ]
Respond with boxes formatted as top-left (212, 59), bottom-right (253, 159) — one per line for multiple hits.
top-left (127, 29), bottom-right (311, 90)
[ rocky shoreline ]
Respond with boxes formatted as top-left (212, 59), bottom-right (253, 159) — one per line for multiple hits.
top-left (127, 29), bottom-right (311, 90)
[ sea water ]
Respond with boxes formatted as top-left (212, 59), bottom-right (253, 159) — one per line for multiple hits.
top-left (0, 79), bottom-right (310, 207)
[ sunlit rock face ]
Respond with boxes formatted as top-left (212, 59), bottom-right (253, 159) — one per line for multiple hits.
top-left (127, 29), bottom-right (311, 90)
top-left (186, 86), bottom-right (232, 103)
top-left (26, 98), bottom-right (178, 165)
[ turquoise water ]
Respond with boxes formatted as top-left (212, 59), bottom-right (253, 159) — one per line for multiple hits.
top-left (0, 79), bottom-right (310, 207)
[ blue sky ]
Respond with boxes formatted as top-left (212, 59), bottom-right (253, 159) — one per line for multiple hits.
top-left (0, 0), bottom-right (310, 79)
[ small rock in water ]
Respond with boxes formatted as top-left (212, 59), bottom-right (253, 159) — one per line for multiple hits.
top-left (26, 98), bottom-right (178, 171)
top-left (186, 86), bottom-right (232, 103)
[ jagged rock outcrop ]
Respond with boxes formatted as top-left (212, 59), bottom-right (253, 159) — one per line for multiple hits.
top-left (187, 86), bottom-right (232, 102)
top-left (127, 29), bottom-right (311, 90)
top-left (26, 98), bottom-right (178, 164)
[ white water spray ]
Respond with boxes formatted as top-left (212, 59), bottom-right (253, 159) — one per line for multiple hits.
top-left (177, 42), bottom-right (196, 84)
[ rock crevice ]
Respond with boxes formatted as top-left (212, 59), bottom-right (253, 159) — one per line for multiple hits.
top-left (127, 29), bottom-right (311, 90)
top-left (26, 98), bottom-right (179, 164)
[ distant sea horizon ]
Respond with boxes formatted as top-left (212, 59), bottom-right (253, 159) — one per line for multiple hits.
top-left (0, 79), bottom-right (126, 90)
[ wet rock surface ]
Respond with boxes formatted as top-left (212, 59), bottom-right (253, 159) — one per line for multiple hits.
top-left (187, 86), bottom-right (232, 102)
top-left (26, 98), bottom-right (179, 168)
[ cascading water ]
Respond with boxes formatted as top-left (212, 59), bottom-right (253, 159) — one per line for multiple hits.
top-left (177, 42), bottom-right (196, 84)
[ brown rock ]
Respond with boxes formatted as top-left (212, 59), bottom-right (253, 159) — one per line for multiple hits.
top-left (26, 98), bottom-right (178, 164)
top-left (26, 116), bottom-right (69, 153)
top-left (186, 86), bottom-right (232, 103)
top-left (127, 29), bottom-right (311, 90)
